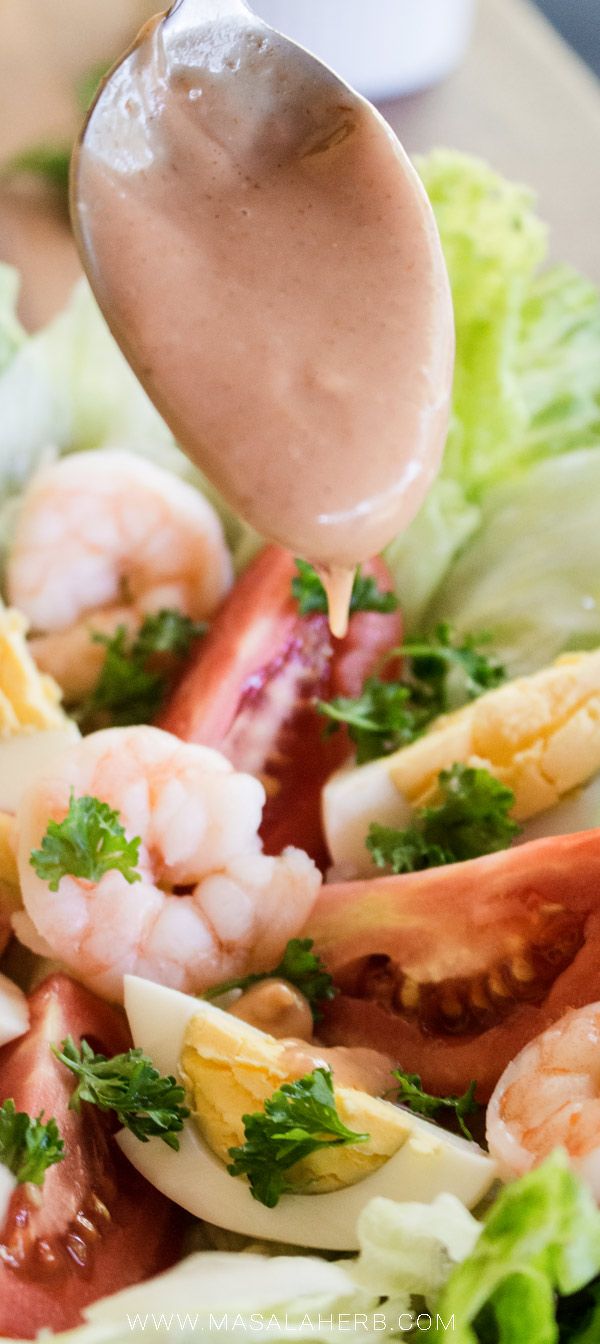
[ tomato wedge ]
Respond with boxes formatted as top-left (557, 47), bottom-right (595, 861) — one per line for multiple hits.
top-left (0, 974), bottom-right (184, 1340)
top-left (159, 544), bottom-right (401, 864)
top-left (304, 830), bottom-right (600, 1101)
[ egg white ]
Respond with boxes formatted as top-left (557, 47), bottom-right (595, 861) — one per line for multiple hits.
top-left (119, 976), bottom-right (497, 1251)
top-left (519, 771), bottom-right (600, 844)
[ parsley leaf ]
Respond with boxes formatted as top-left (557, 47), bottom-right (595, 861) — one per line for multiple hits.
top-left (227, 1068), bottom-right (368, 1207)
top-left (291, 559), bottom-right (398, 619)
top-left (318, 677), bottom-right (433, 765)
top-left (0, 1099), bottom-right (64, 1184)
top-left (81, 609), bottom-right (206, 727)
top-left (53, 1037), bottom-right (190, 1151)
top-left (30, 790), bottom-right (142, 891)
top-left (86, 625), bottom-right (164, 726)
top-left (391, 1068), bottom-right (479, 1142)
top-left (203, 937), bottom-right (337, 1022)
top-left (349, 569), bottom-right (399, 616)
top-left (367, 823), bottom-right (448, 874)
top-left (318, 623), bottom-right (506, 762)
top-left (367, 763), bottom-right (521, 873)
top-left (400, 622), bottom-right (506, 706)
top-left (133, 609), bottom-right (206, 661)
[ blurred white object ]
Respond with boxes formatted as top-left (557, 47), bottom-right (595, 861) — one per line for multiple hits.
top-left (250, 0), bottom-right (476, 99)
top-left (0, 973), bottom-right (29, 1047)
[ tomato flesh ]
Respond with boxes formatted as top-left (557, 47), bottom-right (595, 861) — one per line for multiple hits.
top-left (0, 974), bottom-right (184, 1339)
top-left (160, 545), bottom-right (401, 864)
top-left (304, 830), bottom-right (600, 1100)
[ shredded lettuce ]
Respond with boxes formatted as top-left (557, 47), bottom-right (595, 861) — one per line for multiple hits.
top-left (84, 1251), bottom-right (370, 1343)
top-left (435, 1152), bottom-right (600, 1344)
top-left (352, 1193), bottom-right (480, 1309)
top-left (387, 154), bottom-right (600, 629)
top-left (428, 448), bottom-right (600, 674)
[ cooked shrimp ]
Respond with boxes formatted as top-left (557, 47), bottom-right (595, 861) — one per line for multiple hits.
top-left (15, 726), bottom-right (321, 1003)
top-left (487, 1003), bottom-right (600, 1196)
top-left (6, 449), bottom-right (233, 700)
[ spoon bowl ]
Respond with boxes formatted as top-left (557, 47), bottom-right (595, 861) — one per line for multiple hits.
top-left (72, 0), bottom-right (454, 633)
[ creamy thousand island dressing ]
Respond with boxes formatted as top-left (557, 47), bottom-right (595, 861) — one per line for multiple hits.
top-left (72, 0), bottom-right (454, 634)
top-left (228, 978), bottom-right (394, 1094)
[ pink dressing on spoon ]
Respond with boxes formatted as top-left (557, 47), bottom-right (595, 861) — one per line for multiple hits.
top-left (72, 0), bottom-right (454, 634)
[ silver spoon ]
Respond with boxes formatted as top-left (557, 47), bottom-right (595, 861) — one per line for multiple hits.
top-left (72, 0), bottom-right (453, 635)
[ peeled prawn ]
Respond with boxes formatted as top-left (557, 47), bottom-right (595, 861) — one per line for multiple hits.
top-left (6, 450), bottom-right (233, 700)
top-left (487, 1003), bottom-right (600, 1198)
top-left (15, 726), bottom-right (321, 1002)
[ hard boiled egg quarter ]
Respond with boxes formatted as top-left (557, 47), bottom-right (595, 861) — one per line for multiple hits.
top-left (0, 607), bottom-right (68, 735)
top-left (120, 977), bottom-right (496, 1251)
top-left (0, 605), bottom-right (79, 901)
top-left (324, 648), bottom-right (600, 875)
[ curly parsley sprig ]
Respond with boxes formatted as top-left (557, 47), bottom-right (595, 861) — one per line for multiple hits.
top-left (54, 1038), bottom-right (189, 1151)
top-left (30, 791), bottom-right (142, 891)
top-left (318, 677), bottom-right (433, 765)
top-left (81, 608), bottom-right (206, 728)
top-left (291, 559), bottom-right (398, 619)
top-left (391, 1069), bottom-right (479, 1142)
top-left (0, 1099), bottom-right (64, 1185)
top-left (227, 1068), bottom-right (368, 1207)
top-left (367, 763), bottom-right (521, 874)
top-left (318, 623), bottom-right (506, 762)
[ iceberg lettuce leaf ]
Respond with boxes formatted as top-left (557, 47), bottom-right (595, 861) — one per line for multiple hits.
top-left (435, 1152), bottom-right (600, 1344)
top-left (418, 150), bottom-right (547, 496)
top-left (429, 447), bottom-right (600, 674)
top-left (387, 154), bottom-right (600, 628)
top-left (352, 1193), bottom-right (480, 1308)
top-left (384, 479), bottom-right (480, 630)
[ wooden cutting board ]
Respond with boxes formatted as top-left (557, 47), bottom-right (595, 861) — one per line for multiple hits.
top-left (1, 0), bottom-right (599, 330)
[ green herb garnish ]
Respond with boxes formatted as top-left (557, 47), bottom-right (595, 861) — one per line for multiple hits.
top-left (291, 559), bottom-right (398, 619)
top-left (318, 623), bottom-right (506, 763)
top-left (204, 937), bottom-right (337, 1022)
top-left (82, 609), bottom-right (206, 727)
top-left (227, 1067), bottom-right (368, 1208)
top-left (53, 1038), bottom-right (189, 1151)
top-left (367, 763), bottom-right (521, 874)
top-left (30, 790), bottom-right (142, 891)
top-left (400, 621), bottom-right (507, 704)
top-left (132, 609), bottom-right (206, 660)
top-left (0, 1099), bottom-right (64, 1185)
top-left (391, 1068), bottom-right (479, 1141)
top-left (318, 677), bottom-right (433, 765)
